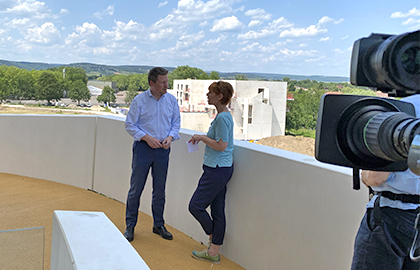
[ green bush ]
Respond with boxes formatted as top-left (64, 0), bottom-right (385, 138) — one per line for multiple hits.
top-left (286, 129), bottom-right (316, 139)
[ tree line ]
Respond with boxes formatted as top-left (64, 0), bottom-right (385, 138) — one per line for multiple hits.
top-left (1, 63), bottom-right (378, 135)
top-left (0, 65), bottom-right (90, 105)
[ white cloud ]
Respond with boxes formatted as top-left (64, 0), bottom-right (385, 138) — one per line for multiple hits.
top-left (174, 0), bottom-right (233, 22)
top-left (318, 16), bottom-right (343, 25)
top-left (248, 20), bottom-right (262, 27)
top-left (238, 17), bottom-right (293, 40)
top-left (149, 27), bottom-right (174, 41)
top-left (60, 9), bottom-right (69, 14)
top-left (245, 8), bottom-right (272, 21)
top-left (210, 16), bottom-right (243, 32)
top-left (7, 17), bottom-right (31, 28)
top-left (176, 30), bottom-right (205, 49)
top-left (280, 25), bottom-right (327, 38)
top-left (2, 0), bottom-right (51, 20)
top-left (319, 37), bottom-right (331, 42)
top-left (17, 42), bottom-right (32, 51)
top-left (199, 21), bottom-right (209, 27)
top-left (402, 18), bottom-right (420, 25)
top-left (333, 49), bottom-right (344, 53)
top-left (391, 7), bottom-right (420, 18)
top-left (202, 34), bottom-right (227, 46)
top-left (93, 47), bottom-right (111, 55)
top-left (93, 5), bottom-right (114, 19)
top-left (65, 22), bottom-right (102, 46)
top-left (25, 22), bottom-right (60, 43)
top-left (158, 1), bottom-right (168, 8)
top-left (402, 18), bottom-right (420, 29)
top-left (299, 43), bottom-right (308, 47)
top-left (103, 20), bottom-right (146, 41)
top-left (76, 22), bottom-right (101, 35)
top-left (238, 29), bottom-right (274, 39)
top-left (4, 0), bottom-right (46, 15)
top-left (270, 17), bottom-right (294, 29)
top-left (305, 56), bottom-right (324, 62)
top-left (341, 35), bottom-right (349, 40)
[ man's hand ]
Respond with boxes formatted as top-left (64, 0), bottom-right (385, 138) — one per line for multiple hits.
top-left (161, 136), bottom-right (173, 150)
top-left (142, 134), bottom-right (163, 149)
top-left (361, 170), bottom-right (391, 187)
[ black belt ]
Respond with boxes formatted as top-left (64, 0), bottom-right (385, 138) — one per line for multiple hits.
top-left (377, 191), bottom-right (420, 204)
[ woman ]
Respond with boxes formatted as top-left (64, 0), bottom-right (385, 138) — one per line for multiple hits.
top-left (188, 81), bottom-right (234, 265)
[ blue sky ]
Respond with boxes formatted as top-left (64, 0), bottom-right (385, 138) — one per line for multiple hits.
top-left (0, 0), bottom-right (418, 77)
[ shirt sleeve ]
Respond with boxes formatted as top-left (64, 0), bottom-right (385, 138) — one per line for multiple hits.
top-left (168, 97), bottom-right (181, 141)
top-left (125, 96), bottom-right (147, 141)
top-left (213, 114), bottom-right (230, 143)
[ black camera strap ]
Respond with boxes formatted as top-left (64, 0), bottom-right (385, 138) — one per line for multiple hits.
top-left (410, 210), bottom-right (420, 262)
top-left (378, 191), bottom-right (420, 204)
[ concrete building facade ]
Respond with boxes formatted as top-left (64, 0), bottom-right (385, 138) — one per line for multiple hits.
top-left (87, 80), bottom-right (117, 91)
top-left (169, 79), bottom-right (287, 140)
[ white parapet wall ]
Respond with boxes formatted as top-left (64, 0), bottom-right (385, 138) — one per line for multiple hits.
top-left (51, 210), bottom-right (150, 270)
top-left (0, 114), bottom-right (368, 270)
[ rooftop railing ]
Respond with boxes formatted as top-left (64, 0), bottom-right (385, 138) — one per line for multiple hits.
top-left (0, 114), bottom-right (368, 270)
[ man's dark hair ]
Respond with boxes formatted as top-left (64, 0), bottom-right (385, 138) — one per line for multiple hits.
top-left (148, 67), bottom-right (169, 86)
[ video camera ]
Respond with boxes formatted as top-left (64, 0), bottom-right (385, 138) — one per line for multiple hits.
top-left (315, 30), bottom-right (420, 189)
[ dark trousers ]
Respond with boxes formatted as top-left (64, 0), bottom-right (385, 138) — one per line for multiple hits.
top-left (189, 164), bottom-right (234, 246)
top-left (126, 140), bottom-right (170, 228)
top-left (351, 206), bottom-right (419, 270)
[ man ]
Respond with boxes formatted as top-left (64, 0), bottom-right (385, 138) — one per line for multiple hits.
top-left (351, 94), bottom-right (420, 269)
top-left (124, 67), bottom-right (180, 242)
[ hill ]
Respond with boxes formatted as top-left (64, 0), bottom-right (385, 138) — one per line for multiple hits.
top-left (0, 59), bottom-right (349, 83)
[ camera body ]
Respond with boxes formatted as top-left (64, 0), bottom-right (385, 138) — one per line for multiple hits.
top-left (315, 30), bottom-right (420, 178)
top-left (315, 94), bottom-right (416, 171)
top-left (350, 31), bottom-right (420, 97)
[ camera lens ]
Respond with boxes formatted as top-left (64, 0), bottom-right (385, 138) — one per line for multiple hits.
top-left (401, 46), bottom-right (420, 75)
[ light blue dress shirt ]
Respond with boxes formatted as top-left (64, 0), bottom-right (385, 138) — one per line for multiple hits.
top-left (125, 89), bottom-right (180, 142)
top-left (203, 112), bottom-right (234, 168)
top-left (367, 94), bottom-right (420, 210)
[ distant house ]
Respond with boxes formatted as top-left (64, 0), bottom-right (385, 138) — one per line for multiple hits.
top-left (168, 79), bottom-right (287, 140)
top-left (87, 85), bottom-right (103, 96)
top-left (87, 81), bottom-right (117, 91)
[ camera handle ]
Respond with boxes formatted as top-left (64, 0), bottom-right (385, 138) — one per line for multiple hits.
top-left (353, 167), bottom-right (360, 190)
top-left (410, 212), bottom-right (420, 261)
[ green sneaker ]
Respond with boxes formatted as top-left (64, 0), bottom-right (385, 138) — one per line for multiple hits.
top-left (192, 249), bottom-right (220, 264)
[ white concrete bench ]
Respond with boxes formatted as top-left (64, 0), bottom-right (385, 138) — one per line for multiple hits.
top-left (51, 210), bottom-right (149, 270)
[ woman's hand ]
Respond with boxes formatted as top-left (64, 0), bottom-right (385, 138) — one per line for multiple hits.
top-left (189, 134), bottom-right (203, 144)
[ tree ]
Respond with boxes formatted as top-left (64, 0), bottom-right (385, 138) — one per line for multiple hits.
top-left (0, 66), bottom-right (10, 102)
top-left (63, 67), bottom-right (87, 85)
top-left (209, 71), bottom-right (220, 80)
top-left (171, 65), bottom-right (208, 80)
top-left (128, 73), bottom-right (149, 92)
top-left (35, 71), bottom-right (62, 104)
top-left (15, 69), bottom-right (35, 101)
top-left (125, 84), bottom-right (139, 104)
top-left (0, 76), bottom-right (10, 102)
top-left (68, 80), bottom-right (91, 105)
top-left (97, 86), bottom-right (116, 106)
top-left (234, 74), bottom-right (247, 80)
top-left (286, 88), bottom-right (325, 130)
top-left (169, 65), bottom-right (209, 87)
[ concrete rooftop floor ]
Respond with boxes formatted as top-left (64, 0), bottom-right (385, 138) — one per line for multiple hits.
top-left (0, 173), bottom-right (245, 270)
